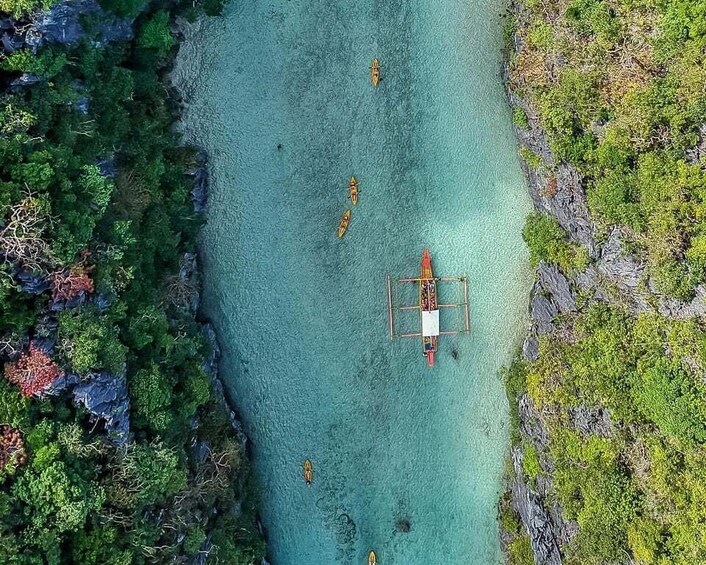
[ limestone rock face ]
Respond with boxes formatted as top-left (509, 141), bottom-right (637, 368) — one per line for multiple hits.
top-left (188, 150), bottom-right (210, 213)
top-left (537, 262), bottom-right (576, 314)
top-left (511, 448), bottom-right (563, 565)
top-left (531, 295), bottom-right (558, 334)
top-left (522, 334), bottom-right (539, 361)
top-left (72, 371), bottom-right (130, 444)
top-left (596, 228), bottom-right (644, 290)
top-left (569, 406), bottom-right (613, 438)
top-left (26, 0), bottom-right (133, 48)
top-left (658, 285), bottom-right (706, 319)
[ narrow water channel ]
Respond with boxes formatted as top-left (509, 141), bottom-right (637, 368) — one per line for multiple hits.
top-left (173, 1), bottom-right (531, 562)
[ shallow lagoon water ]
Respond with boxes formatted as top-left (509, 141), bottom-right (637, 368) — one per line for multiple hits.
top-left (173, 1), bottom-right (531, 562)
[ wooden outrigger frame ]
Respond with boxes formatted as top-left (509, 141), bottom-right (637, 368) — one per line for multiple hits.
top-left (385, 274), bottom-right (470, 340)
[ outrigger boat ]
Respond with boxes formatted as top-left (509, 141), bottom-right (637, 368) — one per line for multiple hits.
top-left (419, 249), bottom-right (438, 367)
top-left (370, 58), bottom-right (380, 86)
top-left (386, 249), bottom-right (470, 367)
top-left (303, 459), bottom-right (313, 486)
top-left (338, 209), bottom-right (351, 238)
top-left (368, 550), bottom-right (377, 565)
top-left (349, 176), bottom-right (358, 205)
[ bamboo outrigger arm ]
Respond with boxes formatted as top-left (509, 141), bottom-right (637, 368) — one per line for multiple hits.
top-left (386, 271), bottom-right (471, 341)
top-left (386, 275), bottom-right (394, 340)
top-left (397, 276), bottom-right (466, 283)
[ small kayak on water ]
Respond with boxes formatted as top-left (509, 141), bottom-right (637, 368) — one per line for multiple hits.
top-left (338, 209), bottom-right (351, 238)
top-left (349, 176), bottom-right (358, 205)
top-left (370, 58), bottom-right (380, 86)
top-left (303, 459), bottom-right (313, 486)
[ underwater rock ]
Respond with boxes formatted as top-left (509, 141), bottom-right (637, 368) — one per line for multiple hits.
top-left (396, 518), bottom-right (411, 533)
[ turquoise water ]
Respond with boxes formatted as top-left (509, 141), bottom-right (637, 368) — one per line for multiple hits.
top-left (173, 1), bottom-right (531, 563)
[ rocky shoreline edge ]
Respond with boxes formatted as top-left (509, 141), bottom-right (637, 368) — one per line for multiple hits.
top-left (1, 1), bottom-right (266, 561)
top-left (499, 2), bottom-right (706, 563)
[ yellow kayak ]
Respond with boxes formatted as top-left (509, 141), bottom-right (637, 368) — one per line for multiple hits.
top-left (338, 209), bottom-right (351, 238)
top-left (349, 176), bottom-right (358, 206)
top-left (368, 550), bottom-right (377, 565)
top-left (370, 59), bottom-right (380, 86)
top-left (303, 459), bottom-right (313, 486)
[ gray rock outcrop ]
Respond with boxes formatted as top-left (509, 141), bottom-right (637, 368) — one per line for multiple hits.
top-left (569, 406), bottom-right (613, 438)
top-left (537, 262), bottom-right (576, 314)
top-left (201, 324), bottom-right (247, 446)
top-left (658, 285), bottom-right (706, 319)
top-left (531, 295), bottom-right (558, 334)
top-left (596, 227), bottom-right (644, 290)
top-left (187, 150), bottom-right (210, 213)
top-left (26, 0), bottom-right (133, 48)
top-left (72, 371), bottom-right (130, 444)
top-left (511, 448), bottom-right (562, 565)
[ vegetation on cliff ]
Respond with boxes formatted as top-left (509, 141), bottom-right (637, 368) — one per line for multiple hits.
top-left (503, 1), bottom-right (706, 563)
top-left (0, 0), bottom-right (264, 562)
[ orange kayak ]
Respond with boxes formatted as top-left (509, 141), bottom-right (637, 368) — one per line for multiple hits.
top-left (303, 459), bottom-right (313, 486)
top-left (338, 209), bottom-right (351, 238)
top-left (349, 176), bottom-right (358, 206)
top-left (368, 550), bottom-right (377, 565)
top-left (370, 59), bottom-right (380, 86)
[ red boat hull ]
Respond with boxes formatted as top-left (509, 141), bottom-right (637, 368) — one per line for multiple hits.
top-left (420, 248), bottom-right (438, 367)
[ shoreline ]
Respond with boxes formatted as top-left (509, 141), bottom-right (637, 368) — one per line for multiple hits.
top-left (500, 1), bottom-right (706, 563)
top-left (0, 0), bottom-right (266, 560)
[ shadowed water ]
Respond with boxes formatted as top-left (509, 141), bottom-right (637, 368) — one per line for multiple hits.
top-left (173, 0), bottom-right (531, 562)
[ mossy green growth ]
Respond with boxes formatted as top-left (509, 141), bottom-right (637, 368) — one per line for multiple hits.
top-left (522, 212), bottom-right (588, 273)
top-left (507, 535), bottom-right (535, 565)
top-left (519, 146), bottom-right (544, 170)
top-left (522, 443), bottom-right (541, 481)
top-left (512, 107), bottom-right (530, 129)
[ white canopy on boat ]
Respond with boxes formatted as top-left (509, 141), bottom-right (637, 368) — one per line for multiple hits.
top-left (421, 310), bottom-right (440, 337)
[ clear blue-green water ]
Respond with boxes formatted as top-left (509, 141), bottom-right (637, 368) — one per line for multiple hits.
top-left (173, 1), bottom-right (531, 562)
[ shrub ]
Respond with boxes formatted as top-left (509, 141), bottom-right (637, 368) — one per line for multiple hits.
top-left (519, 146), bottom-right (544, 169)
top-left (522, 443), bottom-right (542, 480)
top-left (4, 343), bottom-right (61, 396)
top-left (522, 212), bottom-right (587, 272)
top-left (138, 11), bottom-right (175, 58)
top-left (512, 107), bottom-right (530, 129)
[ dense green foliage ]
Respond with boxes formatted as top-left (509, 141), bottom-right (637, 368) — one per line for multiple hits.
top-left (506, 1), bottom-right (706, 563)
top-left (522, 212), bottom-right (588, 272)
top-left (0, 0), bottom-right (265, 562)
top-left (512, 0), bottom-right (706, 299)
top-left (508, 308), bottom-right (706, 564)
